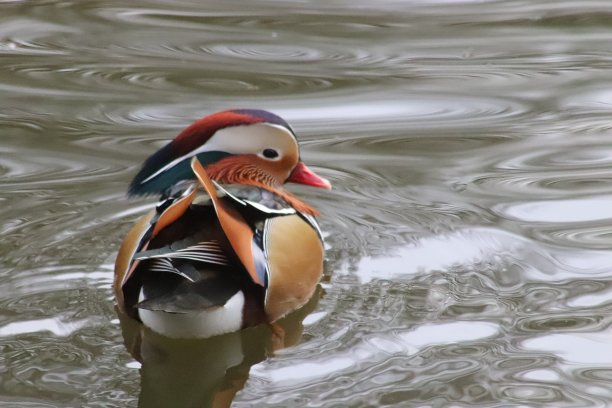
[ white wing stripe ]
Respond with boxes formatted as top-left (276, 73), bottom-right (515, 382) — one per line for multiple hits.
top-left (135, 240), bottom-right (229, 265)
top-left (144, 253), bottom-right (229, 264)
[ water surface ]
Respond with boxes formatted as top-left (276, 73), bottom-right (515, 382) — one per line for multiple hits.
top-left (3, 0), bottom-right (612, 406)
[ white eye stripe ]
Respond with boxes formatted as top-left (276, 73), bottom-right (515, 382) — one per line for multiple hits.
top-left (204, 123), bottom-right (296, 156)
top-left (140, 123), bottom-right (297, 185)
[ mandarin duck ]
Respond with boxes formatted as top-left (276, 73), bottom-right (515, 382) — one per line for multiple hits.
top-left (114, 109), bottom-right (330, 339)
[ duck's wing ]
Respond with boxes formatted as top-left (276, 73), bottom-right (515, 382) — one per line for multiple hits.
top-left (134, 238), bottom-right (229, 267)
top-left (190, 157), bottom-right (267, 286)
top-left (136, 272), bottom-right (241, 314)
top-left (114, 186), bottom-right (198, 308)
top-left (115, 183), bottom-right (239, 303)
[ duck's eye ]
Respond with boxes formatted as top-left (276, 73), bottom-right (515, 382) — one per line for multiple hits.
top-left (262, 148), bottom-right (279, 159)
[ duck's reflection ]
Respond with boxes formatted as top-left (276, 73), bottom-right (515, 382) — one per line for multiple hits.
top-left (118, 286), bottom-right (321, 408)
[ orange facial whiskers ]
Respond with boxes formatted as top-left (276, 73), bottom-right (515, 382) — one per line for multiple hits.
top-left (204, 155), bottom-right (319, 216)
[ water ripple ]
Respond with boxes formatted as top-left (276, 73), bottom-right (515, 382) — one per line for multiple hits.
top-left (4, 1), bottom-right (612, 407)
top-left (0, 146), bottom-right (128, 189)
top-left (0, 18), bottom-right (77, 56)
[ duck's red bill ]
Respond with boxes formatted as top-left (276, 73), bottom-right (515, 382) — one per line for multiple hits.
top-left (287, 162), bottom-right (332, 190)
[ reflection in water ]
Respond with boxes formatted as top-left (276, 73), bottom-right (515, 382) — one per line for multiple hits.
top-left (118, 287), bottom-right (321, 408)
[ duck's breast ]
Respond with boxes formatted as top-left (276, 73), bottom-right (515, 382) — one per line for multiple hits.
top-left (263, 214), bottom-right (324, 322)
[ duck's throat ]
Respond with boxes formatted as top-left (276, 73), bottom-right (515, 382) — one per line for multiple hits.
top-left (204, 160), bottom-right (319, 216)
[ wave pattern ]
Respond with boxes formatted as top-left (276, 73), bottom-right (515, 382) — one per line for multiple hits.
top-left (4, 0), bottom-right (612, 407)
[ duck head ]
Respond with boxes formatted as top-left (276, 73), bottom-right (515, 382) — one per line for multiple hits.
top-left (128, 109), bottom-right (331, 210)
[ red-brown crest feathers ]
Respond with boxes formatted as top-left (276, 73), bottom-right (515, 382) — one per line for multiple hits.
top-left (172, 111), bottom-right (265, 156)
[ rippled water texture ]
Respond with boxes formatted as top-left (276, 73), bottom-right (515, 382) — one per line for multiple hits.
top-left (3, 0), bottom-right (612, 406)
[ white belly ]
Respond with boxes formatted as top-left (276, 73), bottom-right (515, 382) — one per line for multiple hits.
top-left (137, 289), bottom-right (245, 339)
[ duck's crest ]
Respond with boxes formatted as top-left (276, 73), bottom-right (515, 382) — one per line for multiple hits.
top-left (128, 109), bottom-right (291, 197)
